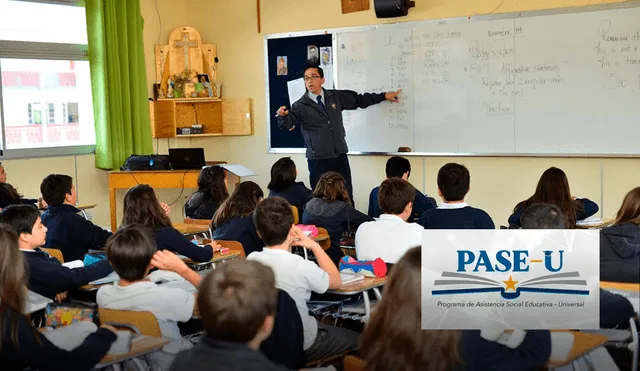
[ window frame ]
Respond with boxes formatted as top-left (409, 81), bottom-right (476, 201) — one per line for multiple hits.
top-left (0, 0), bottom-right (95, 159)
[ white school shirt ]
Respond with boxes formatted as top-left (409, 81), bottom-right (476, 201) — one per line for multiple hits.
top-left (355, 214), bottom-right (423, 264)
top-left (247, 248), bottom-right (329, 350)
top-left (96, 281), bottom-right (194, 354)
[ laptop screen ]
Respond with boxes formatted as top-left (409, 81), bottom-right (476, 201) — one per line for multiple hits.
top-left (168, 148), bottom-right (206, 170)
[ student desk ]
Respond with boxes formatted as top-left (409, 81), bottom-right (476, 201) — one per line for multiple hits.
top-left (546, 331), bottom-right (608, 369)
top-left (95, 336), bottom-right (168, 369)
top-left (327, 277), bottom-right (387, 322)
top-left (108, 164), bottom-right (230, 231)
top-left (182, 248), bottom-right (243, 270)
top-left (173, 222), bottom-right (210, 236)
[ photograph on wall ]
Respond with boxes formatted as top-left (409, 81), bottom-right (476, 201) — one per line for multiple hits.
top-left (320, 47), bottom-right (332, 66)
top-left (276, 56), bottom-right (288, 76)
top-left (307, 45), bottom-right (319, 64)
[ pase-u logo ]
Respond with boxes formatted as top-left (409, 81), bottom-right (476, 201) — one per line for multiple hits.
top-left (432, 249), bottom-right (588, 300)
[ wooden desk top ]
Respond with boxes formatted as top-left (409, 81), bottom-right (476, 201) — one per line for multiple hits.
top-left (183, 248), bottom-right (242, 266)
top-left (328, 276), bottom-right (387, 295)
top-left (39, 203), bottom-right (96, 211)
top-left (98, 336), bottom-right (168, 367)
top-left (546, 331), bottom-right (608, 367)
top-left (173, 223), bottom-right (210, 235)
top-left (600, 281), bottom-right (640, 292)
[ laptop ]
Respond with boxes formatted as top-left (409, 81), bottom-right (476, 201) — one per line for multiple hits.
top-left (169, 148), bottom-right (206, 170)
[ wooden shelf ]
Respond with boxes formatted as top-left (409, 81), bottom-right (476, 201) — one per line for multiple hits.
top-left (149, 98), bottom-right (252, 138)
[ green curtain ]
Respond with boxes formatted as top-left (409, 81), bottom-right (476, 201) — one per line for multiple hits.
top-left (85, 0), bottom-right (152, 170)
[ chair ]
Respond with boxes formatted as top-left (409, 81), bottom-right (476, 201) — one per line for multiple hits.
top-left (317, 227), bottom-right (331, 251)
top-left (41, 248), bottom-right (64, 263)
top-left (98, 308), bottom-right (162, 338)
top-left (260, 290), bottom-right (305, 369)
top-left (292, 206), bottom-right (300, 224)
top-left (343, 355), bottom-right (366, 371)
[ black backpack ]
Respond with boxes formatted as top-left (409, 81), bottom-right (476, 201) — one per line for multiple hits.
top-left (120, 155), bottom-right (170, 171)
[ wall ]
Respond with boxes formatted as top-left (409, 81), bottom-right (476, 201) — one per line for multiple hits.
top-left (153, 0), bottom-right (638, 226)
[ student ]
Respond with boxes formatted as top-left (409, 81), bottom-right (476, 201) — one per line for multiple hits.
top-left (169, 259), bottom-right (291, 371)
top-left (40, 174), bottom-right (112, 262)
top-left (184, 165), bottom-right (228, 220)
top-left (0, 162), bottom-right (41, 209)
top-left (368, 156), bottom-right (436, 222)
top-left (248, 197), bottom-right (359, 362)
top-left (267, 157), bottom-right (313, 215)
top-left (361, 247), bottom-right (551, 371)
top-left (508, 167), bottom-right (598, 228)
top-left (0, 223), bottom-right (117, 371)
top-left (521, 203), bottom-right (635, 329)
top-left (303, 171), bottom-right (373, 266)
top-left (418, 163), bottom-right (494, 230)
top-left (0, 205), bottom-right (113, 300)
top-left (356, 178), bottom-right (423, 264)
top-left (97, 225), bottom-right (202, 371)
top-left (600, 186), bottom-right (640, 283)
top-left (211, 181), bottom-right (265, 256)
top-left (123, 184), bottom-right (214, 262)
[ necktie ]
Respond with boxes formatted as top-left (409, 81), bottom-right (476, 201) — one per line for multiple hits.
top-left (316, 95), bottom-right (326, 112)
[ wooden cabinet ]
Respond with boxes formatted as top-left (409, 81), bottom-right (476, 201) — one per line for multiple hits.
top-left (149, 98), bottom-right (252, 138)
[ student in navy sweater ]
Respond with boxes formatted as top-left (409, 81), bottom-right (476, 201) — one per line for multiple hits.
top-left (521, 203), bottom-right (635, 329)
top-left (0, 205), bottom-right (113, 300)
top-left (184, 165), bottom-right (229, 220)
top-left (600, 186), bottom-right (640, 283)
top-left (508, 167), bottom-right (598, 228)
top-left (0, 224), bottom-right (117, 371)
top-left (0, 162), bottom-right (41, 209)
top-left (123, 184), bottom-right (215, 262)
top-left (40, 174), bottom-right (112, 262)
top-left (361, 247), bottom-right (551, 371)
top-left (418, 163), bottom-right (494, 230)
top-left (267, 157), bottom-right (313, 215)
top-left (211, 181), bottom-right (265, 256)
top-left (368, 156), bottom-right (436, 222)
top-left (303, 171), bottom-right (373, 266)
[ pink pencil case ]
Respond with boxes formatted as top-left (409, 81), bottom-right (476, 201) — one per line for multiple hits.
top-left (297, 224), bottom-right (319, 238)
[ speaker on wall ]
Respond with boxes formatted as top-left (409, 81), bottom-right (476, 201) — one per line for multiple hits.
top-left (374, 0), bottom-right (416, 18)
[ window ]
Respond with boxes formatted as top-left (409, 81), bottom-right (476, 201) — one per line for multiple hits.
top-left (0, 0), bottom-right (95, 157)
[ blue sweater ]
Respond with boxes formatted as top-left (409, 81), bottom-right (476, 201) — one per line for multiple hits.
top-left (508, 198), bottom-right (599, 227)
top-left (419, 206), bottom-right (495, 230)
top-left (268, 182), bottom-right (313, 216)
top-left (1, 307), bottom-right (116, 371)
top-left (42, 204), bottom-right (112, 262)
top-left (155, 226), bottom-right (213, 262)
top-left (600, 288), bottom-right (635, 329)
top-left (212, 215), bottom-right (264, 256)
top-left (368, 186), bottom-right (437, 222)
top-left (184, 191), bottom-right (220, 220)
top-left (458, 330), bottom-right (551, 371)
top-left (22, 248), bottom-right (113, 299)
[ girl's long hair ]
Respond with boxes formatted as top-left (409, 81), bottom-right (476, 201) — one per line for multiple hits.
top-left (312, 171), bottom-right (351, 205)
top-left (614, 186), bottom-right (640, 225)
top-left (194, 166), bottom-right (228, 207)
top-left (212, 181), bottom-right (263, 229)
top-left (122, 184), bottom-right (171, 230)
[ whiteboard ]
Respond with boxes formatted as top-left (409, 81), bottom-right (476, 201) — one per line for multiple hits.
top-left (334, 5), bottom-right (640, 156)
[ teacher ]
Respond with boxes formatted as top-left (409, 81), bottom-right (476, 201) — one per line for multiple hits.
top-left (276, 65), bottom-right (401, 202)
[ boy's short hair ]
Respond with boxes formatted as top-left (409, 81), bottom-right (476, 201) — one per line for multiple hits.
top-left (379, 178), bottom-right (416, 215)
top-left (198, 259), bottom-right (277, 343)
top-left (40, 174), bottom-right (73, 206)
top-left (521, 203), bottom-right (565, 229)
top-left (385, 156), bottom-right (411, 178)
top-left (0, 204), bottom-right (40, 236)
top-left (106, 225), bottom-right (157, 282)
top-left (253, 197), bottom-right (294, 246)
top-left (437, 163), bottom-right (470, 202)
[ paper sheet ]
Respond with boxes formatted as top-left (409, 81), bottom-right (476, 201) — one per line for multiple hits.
top-left (62, 260), bottom-right (84, 269)
top-left (219, 164), bottom-right (256, 177)
top-left (26, 290), bottom-right (52, 313)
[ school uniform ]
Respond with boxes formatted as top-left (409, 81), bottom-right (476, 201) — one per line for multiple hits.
top-left (367, 186), bottom-right (437, 222)
top-left (1, 307), bottom-right (116, 371)
top-left (169, 337), bottom-right (291, 371)
top-left (458, 330), bottom-right (551, 371)
top-left (268, 182), bottom-right (313, 216)
top-left (418, 203), bottom-right (495, 230)
top-left (247, 248), bottom-right (359, 362)
top-left (212, 215), bottom-right (264, 256)
top-left (0, 193), bottom-right (37, 209)
top-left (600, 223), bottom-right (640, 283)
top-left (41, 204), bottom-right (112, 262)
top-left (184, 191), bottom-right (219, 220)
top-left (508, 198), bottom-right (599, 228)
top-left (355, 214), bottom-right (423, 264)
top-left (154, 226), bottom-right (213, 262)
top-left (302, 197), bottom-right (373, 266)
top-left (22, 248), bottom-right (113, 299)
top-left (600, 288), bottom-right (635, 329)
